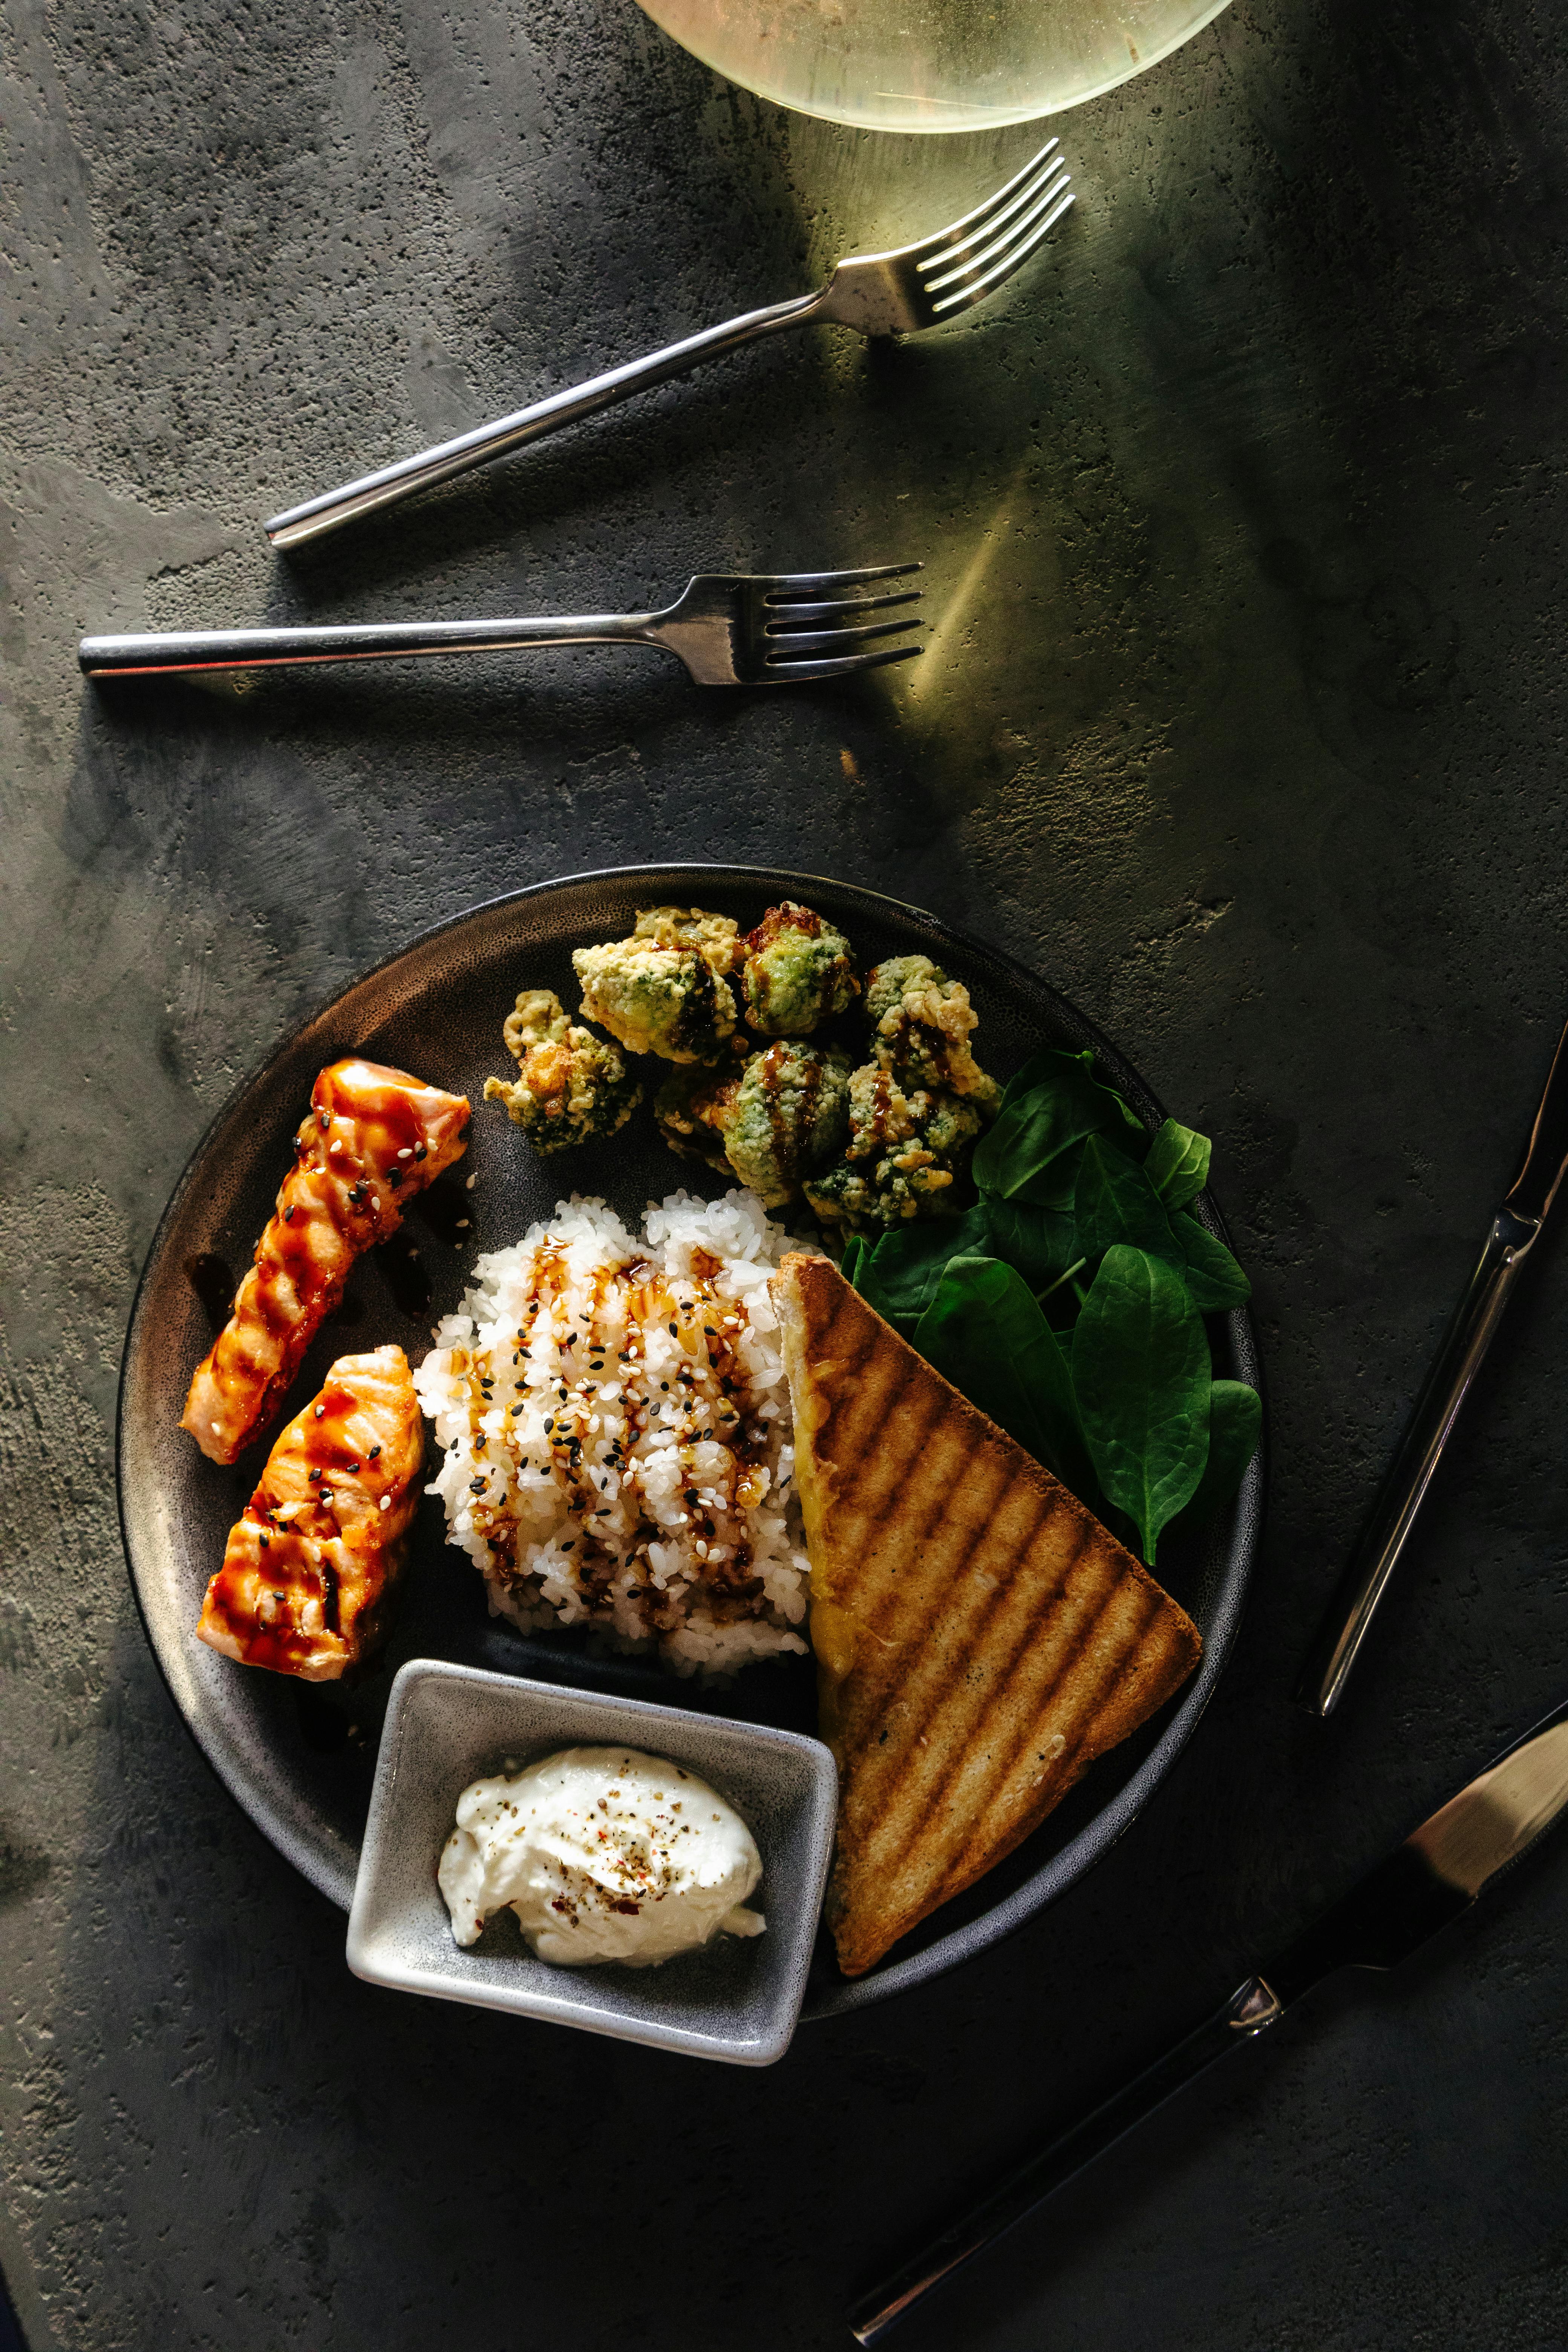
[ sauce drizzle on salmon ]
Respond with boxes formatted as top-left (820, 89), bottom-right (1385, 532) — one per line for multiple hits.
top-left (181, 1057), bottom-right (470, 1465)
top-left (196, 1344), bottom-right (423, 1680)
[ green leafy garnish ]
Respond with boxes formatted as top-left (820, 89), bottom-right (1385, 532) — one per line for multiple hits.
top-left (972, 1049), bottom-right (1144, 1210)
top-left (912, 1256), bottom-right (1097, 1499)
top-left (1144, 1119), bottom-right (1212, 1210)
top-left (841, 1046), bottom-right (1260, 1566)
top-left (850, 1206), bottom-right (995, 1331)
top-left (1170, 1213), bottom-right (1251, 1310)
top-left (1167, 1381), bottom-right (1263, 1540)
top-left (1072, 1136), bottom-right (1178, 1264)
top-left (1072, 1246), bottom-right (1211, 1564)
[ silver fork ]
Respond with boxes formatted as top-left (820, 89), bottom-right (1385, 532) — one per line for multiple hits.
top-left (77, 565), bottom-right (923, 686)
top-left (264, 139), bottom-right (1073, 551)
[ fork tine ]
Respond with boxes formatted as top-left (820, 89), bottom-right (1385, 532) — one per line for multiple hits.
top-left (926, 185), bottom-right (1076, 316)
top-left (922, 172), bottom-right (1073, 300)
top-left (761, 562), bottom-right (922, 598)
top-left (917, 152), bottom-right (1070, 277)
top-left (765, 617), bottom-right (922, 655)
top-left (904, 135), bottom-right (1061, 262)
top-left (919, 159), bottom-right (1071, 288)
top-left (764, 589), bottom-right (923, 623)
top-left (766, 644), bottom-right (923, 681)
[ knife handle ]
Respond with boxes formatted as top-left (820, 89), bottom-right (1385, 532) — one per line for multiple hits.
top-left (847, 1977), bottom-right (1284, 2346)
top-left (1297, 1207), bottom-right (1539, 1718)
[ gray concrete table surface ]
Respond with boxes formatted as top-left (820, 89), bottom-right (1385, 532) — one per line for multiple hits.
top-left (5, 0), bottom-right (1568, 2344)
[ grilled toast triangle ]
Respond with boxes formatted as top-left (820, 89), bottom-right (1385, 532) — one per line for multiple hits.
top-left (770, 1253), bottom-right (1202, 1978)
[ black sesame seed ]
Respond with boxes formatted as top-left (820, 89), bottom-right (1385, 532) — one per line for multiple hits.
top-left (470, 1478), bottom-right (486, 1493)
top-left (368, 1445), bottom-right (381, 1459)
top-left (283, 1205), bottom-right (295, 1223)
top-left (414, 1142), bottom-right (427, 1160)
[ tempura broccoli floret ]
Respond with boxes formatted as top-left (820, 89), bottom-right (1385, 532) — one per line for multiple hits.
top-left (573, 906), bottom-right (741, 1065)
top-left (484, 988), bottom-right (642, 1155)
top-left (802, 1064), bottom-right (988, 1230)
top-left (864, 955), bottom-right (1001, 1111)
top-left (740, 902), bottom-right (858, 1037)
top-left (655, 1041), bottom-right (851, 1208)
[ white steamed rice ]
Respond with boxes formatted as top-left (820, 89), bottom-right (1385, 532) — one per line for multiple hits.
top-left (413, 1190), bottom-right (813, 1674)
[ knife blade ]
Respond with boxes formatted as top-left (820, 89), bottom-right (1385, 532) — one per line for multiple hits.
top-left (1297, 1016), bottom-right (1568, 1717)
top-left (848, 1697), bottom-right (1568, 2347)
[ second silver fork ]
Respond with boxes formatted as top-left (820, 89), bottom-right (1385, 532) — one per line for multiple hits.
top-left (77, 565), bottom-right (924, 688)
top-left (265, 139), bottom-right (1074, 551)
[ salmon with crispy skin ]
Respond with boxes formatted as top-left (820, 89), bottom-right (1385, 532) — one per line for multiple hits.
top-left (182, 1057), bottom-right (470, 1465)
top-left (770, 1253), bottom-right (1202, 1978)
top-left (196, 1344), bottom-right (423, 1679)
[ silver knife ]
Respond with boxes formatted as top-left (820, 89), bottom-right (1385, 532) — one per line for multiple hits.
top-left (849, 1696), bottom-right (1568, 2346)
top-left (1298, 1017), bottom-right (1568, 1716)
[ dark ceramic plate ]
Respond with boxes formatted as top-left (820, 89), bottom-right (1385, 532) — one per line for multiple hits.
top-left (118, 865), bottom-right (1264, 2021)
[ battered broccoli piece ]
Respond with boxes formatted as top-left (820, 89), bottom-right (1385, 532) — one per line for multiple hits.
top-left (864, 954), bottom-right (1001, 1111)
top-left (483, 988), bottom-right (642, 1155)
top-left (802, 1064), bottom-right (988, 1230)
top-left (632, 905), bottom-right (742, 970)
top-left (653, 1049), bottom-right (749, 1176)
top-left (573, 907), bottom-right (740, 1065)
top-left (655, 1041), bottom-right (851, 1209)
top-left (740, 902), bottom-right (859, 1037)
top-left (726, 1042), bottom-right (851, 1207)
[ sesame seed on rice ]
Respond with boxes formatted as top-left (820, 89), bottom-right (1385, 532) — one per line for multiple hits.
top-left (412, 1191), bottom-right (817, 1676)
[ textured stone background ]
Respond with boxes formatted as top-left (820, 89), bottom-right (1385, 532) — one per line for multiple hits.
top-left (5, 0), bottom-right (1568, 2344)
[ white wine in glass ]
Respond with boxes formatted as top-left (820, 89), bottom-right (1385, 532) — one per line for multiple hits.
top-left (633, 0), bottom-right (1230, 132)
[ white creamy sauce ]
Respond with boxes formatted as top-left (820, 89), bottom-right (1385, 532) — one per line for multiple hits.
top-left (437, 1745), bottom-right (766, 1966)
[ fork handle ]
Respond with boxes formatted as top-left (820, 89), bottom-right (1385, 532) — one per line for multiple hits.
top-left (77, 611), bottom-right (660, 677)
top-left (263, 290), bottom-right (825, 551)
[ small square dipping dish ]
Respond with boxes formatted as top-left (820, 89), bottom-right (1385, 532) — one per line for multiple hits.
top-left (347, 1659), bottom-right (838, 2066)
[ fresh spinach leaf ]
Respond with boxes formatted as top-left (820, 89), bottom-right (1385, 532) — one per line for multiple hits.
top-left (977, 1196), bottom-right (1080, 1286)
top-left (1072, 1245), bottom-right (1211, 1564)
top-left (839, 1233), bottom-right (866, 1289)
top-left (861, 1207), bottom-right (995, 1327)
top-left (1000, 1044), bottom-right (1095, 1109)
top-left (854, 1247), bottom-right (910, 1331)
top-left (1167, 1380), bottom-right (1262, 1540)
top-left (913, 1256), bottom-right (1097, 1499)
top-left (973, 1053), bottom-right (1145, 1210)
top-left (859, 1199), bottom-right (1080, 1321)
top-left (1072, 1136), bottom-right (1181, 1265)
top-left (1172, 1214), bottom-right (1251, 1311)
top-left (1144, 1119), bottom-right (1211, 1211)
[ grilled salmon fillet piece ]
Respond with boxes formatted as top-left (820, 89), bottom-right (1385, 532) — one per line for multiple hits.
top-left (196, 1345), bottom-right (423, 1679)
top-left (770, 1254), bottom-right (1202, 1978)
top-left (182, 1057), bottom-right (470, 1465)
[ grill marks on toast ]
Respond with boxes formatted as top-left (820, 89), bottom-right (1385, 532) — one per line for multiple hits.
top-left (771, 1253), bottom-right (1202, 1977)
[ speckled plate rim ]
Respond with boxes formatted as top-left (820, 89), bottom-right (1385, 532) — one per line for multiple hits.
top-left (116, 862), bottom-right (1266, 2023)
